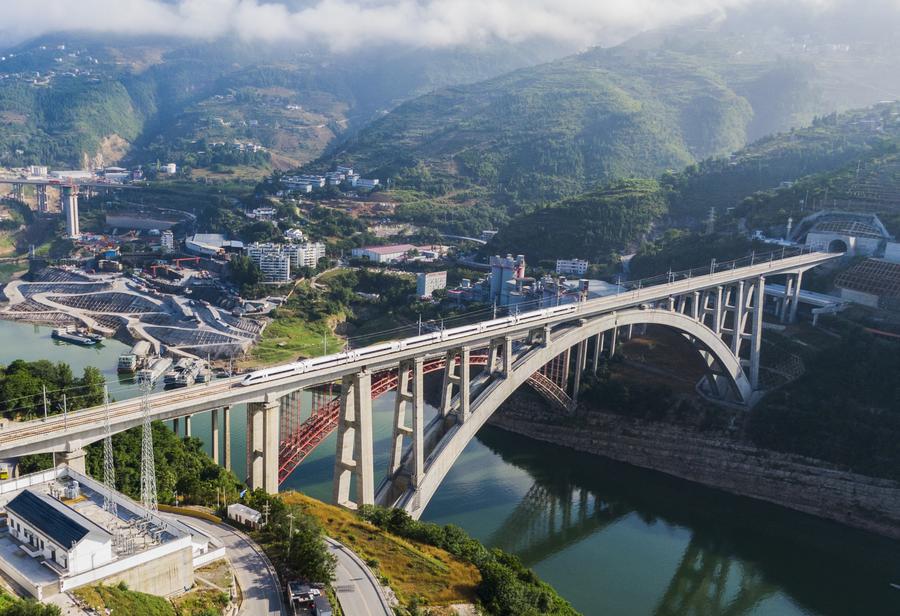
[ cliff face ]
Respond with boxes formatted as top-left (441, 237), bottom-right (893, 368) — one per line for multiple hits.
top-left (489, 390), bottom-right (900, 539)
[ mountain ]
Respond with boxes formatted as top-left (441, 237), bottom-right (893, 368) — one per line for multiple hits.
top-left (479, 102), bottom-right (900, 265)
top-left (319, 23), bottom-right (900, 213)
top-left (0, 35), bottom-right (574, 171)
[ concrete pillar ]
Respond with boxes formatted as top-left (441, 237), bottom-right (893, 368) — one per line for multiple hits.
top-left (263, 399), bottom-right (279, 494)
top-left (223, 406), bottom-right (231, 471)
top-left (459, 346), bottom-right (471, 422)
top-left (410, 358), bottom-right (425, 489)
top-left (591, 333), bottom-right (602, 374)
top-left (439, 350), bottom-right (457, 417)
top-left (542, 324), bottom-right (551, 347)
top-left (211, 409), bottom-right (219, 463)
top-left (626, 323), bottom-right (634, 340)
top-left (667, 296), bottom-right (675, 311)
top-left (389, 361), bottom-right (414, 478)
top-left (712, 286), bottom-right (723, 335)
top-left (184, 414), bottom-right (191, 438)
top-left (572, 340), bottom-right (586, 407)
top-left (691, 291), bottom-right (700, 320)
top-left (750, 276), bottom-right (766, 389)
top-left (780, 275), bottom-right (794, 322)
top-left (502, 336), bottom-right (513, 376)
top-left (247, 404), bottom-right (264, 490)
top-left (789, 271), bottom-right (803, 323)
top-left (731, 280), bottom-right (745, 356)
top-left (54, 448), bottom-right (86, 475)
top-left (333, 371), bottom-right (374, 509)
top-left (609, 326), bottom-right (618, 358)
top-left (173, 417), bottom-right (179, 435)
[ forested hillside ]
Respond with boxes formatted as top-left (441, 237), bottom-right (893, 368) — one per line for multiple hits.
top-left (318, 27), bottom-right (900, 213)
top-left (0, 35), bottom-right (571, 170)
top-left (484, 179), bottom-right (667, 264)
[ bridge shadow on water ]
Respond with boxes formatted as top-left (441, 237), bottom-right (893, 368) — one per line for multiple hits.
top-left (467, 425), bottom-right (900, 616)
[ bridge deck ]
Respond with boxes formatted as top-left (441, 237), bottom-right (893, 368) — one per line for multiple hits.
top-left (0, 250), bottom-right (838, 458)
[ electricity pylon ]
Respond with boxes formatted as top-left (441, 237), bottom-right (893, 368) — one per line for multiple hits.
top-left (140, 380), bottom-right (158, 514)
top-left (102, 385), bottom-right (118, 519)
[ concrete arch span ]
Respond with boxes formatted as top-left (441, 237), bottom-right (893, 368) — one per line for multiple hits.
top-left (388, 308), bottom-right (752, 518)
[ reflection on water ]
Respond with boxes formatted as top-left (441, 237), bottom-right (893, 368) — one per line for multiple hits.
top-left (424, 427), bottom-right (900, 616)
top-left (2, 320), bottom-right (896, 616)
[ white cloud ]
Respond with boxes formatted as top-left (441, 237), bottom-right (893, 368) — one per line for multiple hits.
top-left (0, 0), bottom-right (881, 52)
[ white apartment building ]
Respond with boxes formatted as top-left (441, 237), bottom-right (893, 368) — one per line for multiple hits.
top-left (246, 242), bottom-right (325, 280)
top-left (556, 258), bottom-right (589, 276)
top-left (160, 230), bottom-right (174, 253)
top-left (257, 253), bottom-right (291, 282)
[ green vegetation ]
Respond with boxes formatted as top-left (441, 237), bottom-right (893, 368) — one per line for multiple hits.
top-left (748, 325), bottom-right (900, 481)
top-left (357, 504), bottom-right (578, 616)
top-left (0, 360), bottom-right (104, 420)
top-left (629, 230), bottom-right (766, 279)
top-left (246, 284), bottom-right (344, 367)
top-left (74, 584), bottom-right (174, 616)
top-left (0, 599), bottom-right (60, 616)
top-left (84, 420), bottom-right (243, 507)
top-left (241, 490), bottom-right (337, 584)
top-left (283, 492), bottom-right (481, 609)
top-left (485, 179), bottom-right (667, 264)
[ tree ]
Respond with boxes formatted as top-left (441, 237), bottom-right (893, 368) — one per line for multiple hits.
top-left (284, 514), bottom-right (336, 584)
top-left (229, 254), bottom-right (262, 289)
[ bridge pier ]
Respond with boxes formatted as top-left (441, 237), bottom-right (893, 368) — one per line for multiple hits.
top-left (54, 448), bottom-right (86, 474)
top-left (36, 184), bottom-right (48, 213)
top-left (609, 326), bottom-right (618, 358)
top-left (750, 276), bottom-right (766, 389)
top-left (333, 371), bottom-right (374, 509)
top-left (571, 339), bottom-right (586, 410)
top-left (184, 414), bottom-right (191, 438)
top-left (591, 332), bottom-right (603, 374)
top-left (211, 409), bottom-right (219, 463)
top-left (247, 398), bottom-right (280, 494)
top-left (223, 406), bottom-right (231, 470)
top-left (173, 417), bottom-right (179, 435)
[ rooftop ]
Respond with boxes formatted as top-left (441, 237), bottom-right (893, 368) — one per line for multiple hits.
top-left (6, 488), bottom-right (113, 547)
top-left (835, 258), bottom-right (900, 298)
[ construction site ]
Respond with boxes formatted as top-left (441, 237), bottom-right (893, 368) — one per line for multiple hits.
top-left (0, 265), bottom-right (270, 363)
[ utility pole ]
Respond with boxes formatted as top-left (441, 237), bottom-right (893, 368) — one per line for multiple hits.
top-left (62, 394), bottom-right (67, 430)
top-left (42, 385), bottom-right (47, 421)
top-left (103, 385), bottom-right (117, 518)
top-left (140, 379), bottom-right (158, 514)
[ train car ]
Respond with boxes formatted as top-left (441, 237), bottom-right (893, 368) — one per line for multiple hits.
top-left (240, 362), bottom-right (305, 386)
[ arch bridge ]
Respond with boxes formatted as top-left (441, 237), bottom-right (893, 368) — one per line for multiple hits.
top-left (0, 249), bottom-right (837, 517)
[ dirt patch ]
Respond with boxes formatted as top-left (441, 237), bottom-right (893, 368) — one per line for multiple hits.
top-left (94, 133), bottom-right (131, 166)
top-left (0, 111), bottom-right (26, 125)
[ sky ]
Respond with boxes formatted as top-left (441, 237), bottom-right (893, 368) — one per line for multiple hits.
top-left (0, 0), bottom-right (896, 53)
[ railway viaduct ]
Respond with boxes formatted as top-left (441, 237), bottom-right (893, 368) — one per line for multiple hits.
top-left (0, 249), bottom-right (838, 518)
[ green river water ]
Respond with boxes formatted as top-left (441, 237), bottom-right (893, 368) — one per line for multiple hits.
top-left (0, 321), bottom-right (897, 616)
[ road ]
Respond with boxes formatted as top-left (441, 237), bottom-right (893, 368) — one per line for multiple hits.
top-left (326, 537), bottom-right (393, 616)
top-left (162, 514), bottom-right (284, 616)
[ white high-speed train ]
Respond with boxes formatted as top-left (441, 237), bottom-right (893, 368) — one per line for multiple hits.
top-left (238, 303), bottom-right (580, 387)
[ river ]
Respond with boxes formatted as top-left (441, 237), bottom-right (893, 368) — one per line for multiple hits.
top-left (0, 320), bottom-right (898, 616)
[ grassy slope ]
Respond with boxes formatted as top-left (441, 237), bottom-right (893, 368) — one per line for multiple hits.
top-left (282, 492), bottom-right (481, 606)
top-left (74, 585), bottom-right (175, 616)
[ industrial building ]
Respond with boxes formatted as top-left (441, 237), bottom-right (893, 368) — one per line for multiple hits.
top-left (0, 466), bottom-right (223, 600)
top-left (556, 258), bottom-right (589, 276)
top-left (185, 234), bottom-right (244, 257)
top-left (417, 271), bottom-right (448, 298)
top-left (352, 244), bottom-right (417, 263)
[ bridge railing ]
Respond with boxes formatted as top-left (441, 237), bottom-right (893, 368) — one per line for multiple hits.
top-left (619, 244), bottom-right (827, 292)
top-left (345, 245), bottom-right (831, 348)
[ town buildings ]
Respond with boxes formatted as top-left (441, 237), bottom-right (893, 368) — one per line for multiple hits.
top-left (556, 258), bottom-right (589, 276)
top-left (160, 230), bottom-right (175, 253)
top-left (417, 271), bottom-right (448, 298)
top-left (245, 241), bottom-right (326, 281)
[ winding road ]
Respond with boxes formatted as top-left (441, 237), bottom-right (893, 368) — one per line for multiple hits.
top-left (326, 537), bottom-right (393, 616)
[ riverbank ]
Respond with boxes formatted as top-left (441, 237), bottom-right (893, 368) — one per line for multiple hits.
top-left (488, 387), bottom-right (900, 540)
